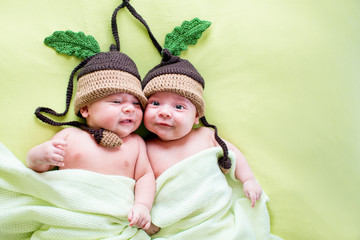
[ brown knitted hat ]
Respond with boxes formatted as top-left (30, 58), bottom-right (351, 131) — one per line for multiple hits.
top-left (142, 49), bottom-right (205, 117)
top-left (35, 0), bottom-right (159, 148)
top-left (74, 49), bottom-right (147, 116)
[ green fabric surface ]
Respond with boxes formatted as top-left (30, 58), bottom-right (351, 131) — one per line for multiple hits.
top-left (0, 0), bottom-right (359, 239)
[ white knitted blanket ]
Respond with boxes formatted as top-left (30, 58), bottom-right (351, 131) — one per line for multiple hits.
top-left (0, 143), bottom-right (150, 240)
top-left (150, 147), bottom-right (282, 240)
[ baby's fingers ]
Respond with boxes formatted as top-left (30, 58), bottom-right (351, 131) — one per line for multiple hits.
top-left (249, 192), bottom-right (257, 208)
top-left (244, 190), bottom-right (250, 199)
top-left (47, 149), bottom-right (65, 166)
top-left (128, 211), bottom-right (134, 226)
top-left (49, 158), bottom-right (65, 167)
top-left (53, 148), bottom-right (65, 161)
top-left (51, 139), bottom-right (67, 149)
top-left (140, 218), bottom-right (151, 230)
top-left (257, 191), bottom-right (262, 201)
top-left (128, 210), bottom-right (140, 227)
top-left (144, 220), bottom-right (151, 230)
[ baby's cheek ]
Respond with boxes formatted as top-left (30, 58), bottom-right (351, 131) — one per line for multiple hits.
top-left (143, 111), bottom-right (152, 124)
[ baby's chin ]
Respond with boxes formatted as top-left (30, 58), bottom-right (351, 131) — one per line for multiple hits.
top-left (156, 132), bottom-right (187, 142)
top-left (110, 129), bottom-right (135, 140)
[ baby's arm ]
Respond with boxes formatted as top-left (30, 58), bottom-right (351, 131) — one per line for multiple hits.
top-left (224, 140), bottom-right (263, 208)
top-left (26, 132), bottom-right (67, 172)
top-left (128, 136), bottom-right (156, 231)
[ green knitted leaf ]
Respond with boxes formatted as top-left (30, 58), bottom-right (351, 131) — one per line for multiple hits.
top-left (164, 18), bottom-right (211, 56)
top-left (44, 30), bottom-right (101, 59)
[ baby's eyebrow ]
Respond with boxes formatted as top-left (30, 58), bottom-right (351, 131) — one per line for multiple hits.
top-left (174, 99), bottom-right (190, 105)
top-left (109, 97), bottom-right (122, 101)
top-left (173, 95), bottom-right (191, 102)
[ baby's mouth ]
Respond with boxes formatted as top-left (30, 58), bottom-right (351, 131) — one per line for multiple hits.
top-left (120, 119), bottom-right (133, 124)
top-left (157, 122), bottom-right (172, 127)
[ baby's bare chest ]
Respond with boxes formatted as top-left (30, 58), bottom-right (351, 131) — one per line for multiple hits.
top-left (62, 144), bottom-right (138, 177)
top-left (151, 142), bottom-right (214, 178)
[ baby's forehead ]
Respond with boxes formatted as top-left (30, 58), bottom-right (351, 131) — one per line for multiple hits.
top-left (104, 92), bottom-right (139, 100)
top-left (150, 91), bottom-right (189, 101)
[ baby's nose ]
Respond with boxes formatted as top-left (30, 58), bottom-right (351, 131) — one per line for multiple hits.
top-left (158, 107), bottom-right (172, 118)
top-left (122, 103), bottom-right (135, 113)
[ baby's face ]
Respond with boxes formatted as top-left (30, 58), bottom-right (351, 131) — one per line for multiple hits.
top-left (144, 91), bottom-right (199, 141)
top-left (80, 93), bottom-right (143, 138)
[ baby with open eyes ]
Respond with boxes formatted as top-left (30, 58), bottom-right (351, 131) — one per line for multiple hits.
top-left (141, 50), bottom-right (263, 237)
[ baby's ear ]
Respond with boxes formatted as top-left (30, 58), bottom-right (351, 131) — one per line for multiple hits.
top-left (194, 113), bottom-right (200, 125)
top-left (79, 106), bottom-right (89, 118)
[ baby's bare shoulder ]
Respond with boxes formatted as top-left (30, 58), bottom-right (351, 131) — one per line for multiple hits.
top-left (52, 127), bottom-right (83, 140)
top-left (121, 133), bottom-right (147, 155)
top-left (191, 127), bottom-right (218, 147)
top-left (58, 127), bottom-right (85, 134)
top-left (192, 126), bottom-right (214, 137)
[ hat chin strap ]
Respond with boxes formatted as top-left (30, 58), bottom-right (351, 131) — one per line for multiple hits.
top-left (200, 116), bottom-right (231, 173)
top-left (35, 107), bottom-right (122, 148)
top-left (34, 56), bottom-right (123, 148)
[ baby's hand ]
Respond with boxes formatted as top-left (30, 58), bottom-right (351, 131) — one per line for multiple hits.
top-left (243, 179), bottom-right (262, 208)
top-left (128, 203), bottom-right (151, 230)
top-left (28, 139), bottom-right (67, 168)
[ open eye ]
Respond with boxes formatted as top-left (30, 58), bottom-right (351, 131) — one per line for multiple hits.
top-left (150, 101), bottom-right (160, 106)
top-left (175, 104), bottom-right (185, 110)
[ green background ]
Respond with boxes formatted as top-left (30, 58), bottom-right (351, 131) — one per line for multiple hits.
top-left (1, 1), bottom-right (359, 239)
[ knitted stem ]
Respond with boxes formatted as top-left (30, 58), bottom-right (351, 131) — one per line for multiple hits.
top-left (111, 1), bottom-right (127, 51)
top-left (111, 0), bottom-right (163, 54)
top-left (200, 116), bottom-right (231, 170)
top-left (125, 3), bottom-right (163, 54)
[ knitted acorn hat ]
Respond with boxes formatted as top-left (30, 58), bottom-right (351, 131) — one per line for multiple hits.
top-left (142, 18), bottom-right (232, 172)
top-left (73, 48), bottom-right (147, 116)
top-left (142, 49), bottom-right (205, 117)
top-left (35, 0), bottom-right (161, 148)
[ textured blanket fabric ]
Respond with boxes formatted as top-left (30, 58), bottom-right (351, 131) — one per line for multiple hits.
top-left (151, 147), bottom-right (282, 240)
top-left (0, 143), bottom-right (150, 240)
